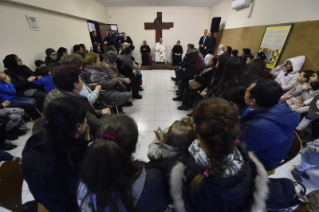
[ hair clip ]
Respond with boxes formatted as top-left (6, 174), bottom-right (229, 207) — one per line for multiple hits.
top-left (203, 171), bottom-right (209, 178)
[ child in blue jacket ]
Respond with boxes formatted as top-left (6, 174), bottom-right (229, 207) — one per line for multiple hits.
top-left (33, 66), bottom-right (56, 93)
top-left (0, 70), bottom-right (37, 119)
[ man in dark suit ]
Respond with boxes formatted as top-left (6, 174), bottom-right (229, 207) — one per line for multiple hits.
top-left (171, 44), bottom-right (195, 82)
top-left (118, 32), bottom-right (135, 50)
top-left (199, 29), bottom-right (208, 55)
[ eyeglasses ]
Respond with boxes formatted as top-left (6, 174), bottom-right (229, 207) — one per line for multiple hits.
top-left (51, 54), bottom-right (57, 56)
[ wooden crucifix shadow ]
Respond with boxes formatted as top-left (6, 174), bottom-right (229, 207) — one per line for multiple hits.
top-left (144, 12), bottom-right (174, 43)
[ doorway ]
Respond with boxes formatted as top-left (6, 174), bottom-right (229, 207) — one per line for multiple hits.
top-left (87, 21), bottom-right (118, 54)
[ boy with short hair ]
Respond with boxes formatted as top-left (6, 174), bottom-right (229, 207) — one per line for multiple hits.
top-left (33, 66), bottom-right (56, 93)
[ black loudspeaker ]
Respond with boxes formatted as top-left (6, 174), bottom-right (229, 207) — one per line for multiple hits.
top-left (211, 17), bottom-right (221, 33)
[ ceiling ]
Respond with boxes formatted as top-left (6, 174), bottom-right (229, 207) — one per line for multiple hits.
top-left (95, 0), bottom-right (223, 7)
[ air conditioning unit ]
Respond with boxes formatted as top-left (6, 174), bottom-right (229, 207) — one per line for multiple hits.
top-left (232, 0), bottom-right (251, 10)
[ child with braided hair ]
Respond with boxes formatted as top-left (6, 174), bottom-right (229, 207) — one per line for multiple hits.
top-left (147, 117), bottom-right (197, 161)
top-left (147, 98), bottom-right (269, 212)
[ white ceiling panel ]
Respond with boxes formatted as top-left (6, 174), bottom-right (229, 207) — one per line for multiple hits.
top-left (95, 0), bottom-right (223, 7)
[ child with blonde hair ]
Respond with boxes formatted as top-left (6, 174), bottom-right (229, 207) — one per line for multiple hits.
top-left (147, 117), bottom-right (197, 161)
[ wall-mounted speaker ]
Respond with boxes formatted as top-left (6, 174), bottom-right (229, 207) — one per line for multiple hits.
top-left (211, 17), bottom-right (221, 33)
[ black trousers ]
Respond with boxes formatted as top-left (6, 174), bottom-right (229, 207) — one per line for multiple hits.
top-left (182, 87), bottom-right (200, 108)
top-left (311, 120), bottom-right (319, 140)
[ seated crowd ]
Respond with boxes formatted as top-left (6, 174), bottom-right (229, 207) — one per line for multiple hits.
top-left (0, 34), bottom-right (318, 212)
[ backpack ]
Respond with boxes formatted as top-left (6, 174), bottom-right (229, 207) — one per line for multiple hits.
top-left (266, 178), bottom-right (308, 211)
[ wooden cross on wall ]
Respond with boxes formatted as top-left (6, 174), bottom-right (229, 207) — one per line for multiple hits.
top-left (144, 12), bottom-right (174, 43)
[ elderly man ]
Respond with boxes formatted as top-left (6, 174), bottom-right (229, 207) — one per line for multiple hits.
top-left (155, 38), bottom-right (166, 63)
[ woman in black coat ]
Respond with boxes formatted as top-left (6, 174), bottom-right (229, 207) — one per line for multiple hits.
top-left (22, 97), bottom-right (90, 212)
top-left (3, 54), bottom-right (47, 110)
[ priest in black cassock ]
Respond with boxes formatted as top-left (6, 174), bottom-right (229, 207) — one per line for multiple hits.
top-left (172, 40), bottom-right (183, 66)
top-left (140, 40), bottom-right (151, 66)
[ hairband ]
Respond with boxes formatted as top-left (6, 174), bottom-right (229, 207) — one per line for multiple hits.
top-left (101, 131), bottom-right (117, 143)
top-left (203, 171), bottom-right (209, 178)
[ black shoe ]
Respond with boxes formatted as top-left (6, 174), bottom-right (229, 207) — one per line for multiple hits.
top-left (177, 105), bottom-right (189, 111)
top-left (171, 77), bottom-right (177, 81)
top-left (29, 113), bottom-right (42, 122)
top-left (172, 97), bottom-right (182, 101)
top-left (122, 101), bottom-right (133, 107)
top-left (5, 132), bottom-right (18, 141)
top-left (301, 170), bottom-right (310, 179)
top-left (132, 95), bottom-right (142, 99)
top-left (291, 167), bottom-right (303, 182)
top-left (10, 127), bottom-right (26, 136)
top-left (138, 87), bottom-right (144, 91)
top-left (187, 112), bottom-right (193, 117)
top-left (0, 141), bottom-right (18, 151)
top-left (175, 82), bottom-right (178, 85)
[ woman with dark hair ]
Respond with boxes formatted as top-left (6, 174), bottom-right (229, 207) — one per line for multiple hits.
top-left (77, 115), bottom-right (169, 212)
top-left (224, 46), bottom-right (232, 55)
top-left (148, 98), bottom-right (269, 211)
top-left (79, 44), bottom-right (89, 55)
top-left (22, 97), bottom-right (90, 211)
top-left (206, 57), bottom-right (252, 101)
top-left (270, 55), bottom-right (305, 91)
top-left (247, 51), bottom-right (266, 80)
top-left (73, 44), bottom-right (85, 58)
top-left (173, 51), bottom-right (205, 101)
top-left (57, 47), bottom-right (68, 61)
top-left (93, 43), bottom-right (104, 62)
top-left (3, 54), bottom-right (47, 111)
top-left (240, 48), bottom-right (252, 64)
top-left (85, 53), bottom-right (131, 107)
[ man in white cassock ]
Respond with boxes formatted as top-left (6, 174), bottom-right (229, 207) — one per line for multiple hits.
top-left (155, 38), bottom-right (166, 62)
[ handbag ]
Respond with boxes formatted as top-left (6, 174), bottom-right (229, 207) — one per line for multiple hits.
top-left (189, 80), bottom-right (202, 90)
top-left (266, 178), bottom-right (308, 211)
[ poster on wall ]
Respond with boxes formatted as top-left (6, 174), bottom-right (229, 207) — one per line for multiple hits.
top-left (258, 24), bottom-right (293, 69)
top-left (26, 15), bottom-right (40, 31)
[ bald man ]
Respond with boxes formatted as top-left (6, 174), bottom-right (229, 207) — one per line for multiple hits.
top-left (155, 38), bottom-right (166, 62)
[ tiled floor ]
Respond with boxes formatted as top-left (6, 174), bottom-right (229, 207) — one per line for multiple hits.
top-left (1, 69), bottom-right (318, 211)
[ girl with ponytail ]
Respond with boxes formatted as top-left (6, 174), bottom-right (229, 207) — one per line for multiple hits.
top-left (148, 98), bottom-right (269, 212)
top-left (22, 97), bottom-right (89, 212)
top-left (77, 114), bottom-right (169, 212)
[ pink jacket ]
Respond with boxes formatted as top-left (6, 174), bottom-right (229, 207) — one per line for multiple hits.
top-left (270, 56), bottom-right (305, 91)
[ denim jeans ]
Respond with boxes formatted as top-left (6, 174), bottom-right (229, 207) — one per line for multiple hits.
top-left (8, 97), bottom-right (36, 114)
top-left (0, 151), bottom-right (14, 161)
top-left (136, 73), bottom-right (142, 88)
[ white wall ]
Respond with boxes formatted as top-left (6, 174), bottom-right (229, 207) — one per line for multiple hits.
top-left (209, 0), bottom-right (319, 29)
top-left (9, 0), bottom-right (109, 23)
top-left (0, 1), bottom-right (108, 71)
top-left (106, 6), bottom-right (210, 63)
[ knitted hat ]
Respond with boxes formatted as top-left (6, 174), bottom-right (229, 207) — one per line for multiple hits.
top-left (45, 48), bottom-right (56, 57)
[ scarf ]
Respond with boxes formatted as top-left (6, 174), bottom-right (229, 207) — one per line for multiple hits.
top-left (188, 140), bottom-right (244, 178)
